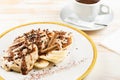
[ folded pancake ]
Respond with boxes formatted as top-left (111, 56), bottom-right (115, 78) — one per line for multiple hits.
top-left (2, 37), bottom-right (38, 75)
top-left (39, 31), bottom-right (72, 64)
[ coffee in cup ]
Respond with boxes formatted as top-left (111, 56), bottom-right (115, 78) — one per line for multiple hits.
top-left (76, 0), bottom-right (100, 4)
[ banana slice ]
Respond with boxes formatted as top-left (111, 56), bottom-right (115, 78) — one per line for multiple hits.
top-left (39, 50), bottom-right (67, 64)
top-left (34, 59), bottom-right (49, 69)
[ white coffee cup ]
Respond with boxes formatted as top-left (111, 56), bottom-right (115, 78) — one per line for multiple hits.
top-left (73, 0), bottom-right (110, 22)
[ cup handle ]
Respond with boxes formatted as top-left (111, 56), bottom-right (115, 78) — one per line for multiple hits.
top-left (99, 4), bottom-right (110, 15)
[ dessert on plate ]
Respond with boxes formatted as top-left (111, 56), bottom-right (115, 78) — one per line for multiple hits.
top-left (1, 28), bottom-right (72, 75)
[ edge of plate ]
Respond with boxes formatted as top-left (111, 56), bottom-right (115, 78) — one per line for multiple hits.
top-left (0, 22), bottom-right (97, 80)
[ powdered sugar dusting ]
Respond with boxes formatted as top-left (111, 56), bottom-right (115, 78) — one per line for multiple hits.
top-left (23, 57), bottom-right (88, 80)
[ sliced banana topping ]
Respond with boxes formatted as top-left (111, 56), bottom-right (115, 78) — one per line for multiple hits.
top-left (40, 50), bottom-right (67, 64)
top-left (34, 59), bottom-right (49, 69)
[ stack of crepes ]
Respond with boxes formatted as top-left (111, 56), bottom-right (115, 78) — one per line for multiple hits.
top-left (1, 29), bottom-right (72, 75)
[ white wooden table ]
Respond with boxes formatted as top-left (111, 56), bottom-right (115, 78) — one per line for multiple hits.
top-left (0, 0), bottom-right (120, 80)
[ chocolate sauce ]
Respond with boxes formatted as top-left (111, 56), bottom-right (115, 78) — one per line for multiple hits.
top-left (21, 56), bottom-right (27, 75)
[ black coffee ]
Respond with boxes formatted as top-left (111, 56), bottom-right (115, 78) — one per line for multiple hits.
top-left (76, 0), bottom-right (100, 4)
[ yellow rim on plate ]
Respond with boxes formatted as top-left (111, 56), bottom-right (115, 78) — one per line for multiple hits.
top-left (0, 22), bottom-right (97, 80)
top-left (0, 76), bottom-right (4, 80)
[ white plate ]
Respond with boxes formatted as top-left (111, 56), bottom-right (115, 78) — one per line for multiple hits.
top-left (0, 22), bottom-right (97, 80)
top-left (60, 4), bottom-right (113, 31)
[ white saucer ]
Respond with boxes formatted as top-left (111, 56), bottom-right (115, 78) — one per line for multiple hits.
top-left (60, 4), bottom-right (113, 31)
